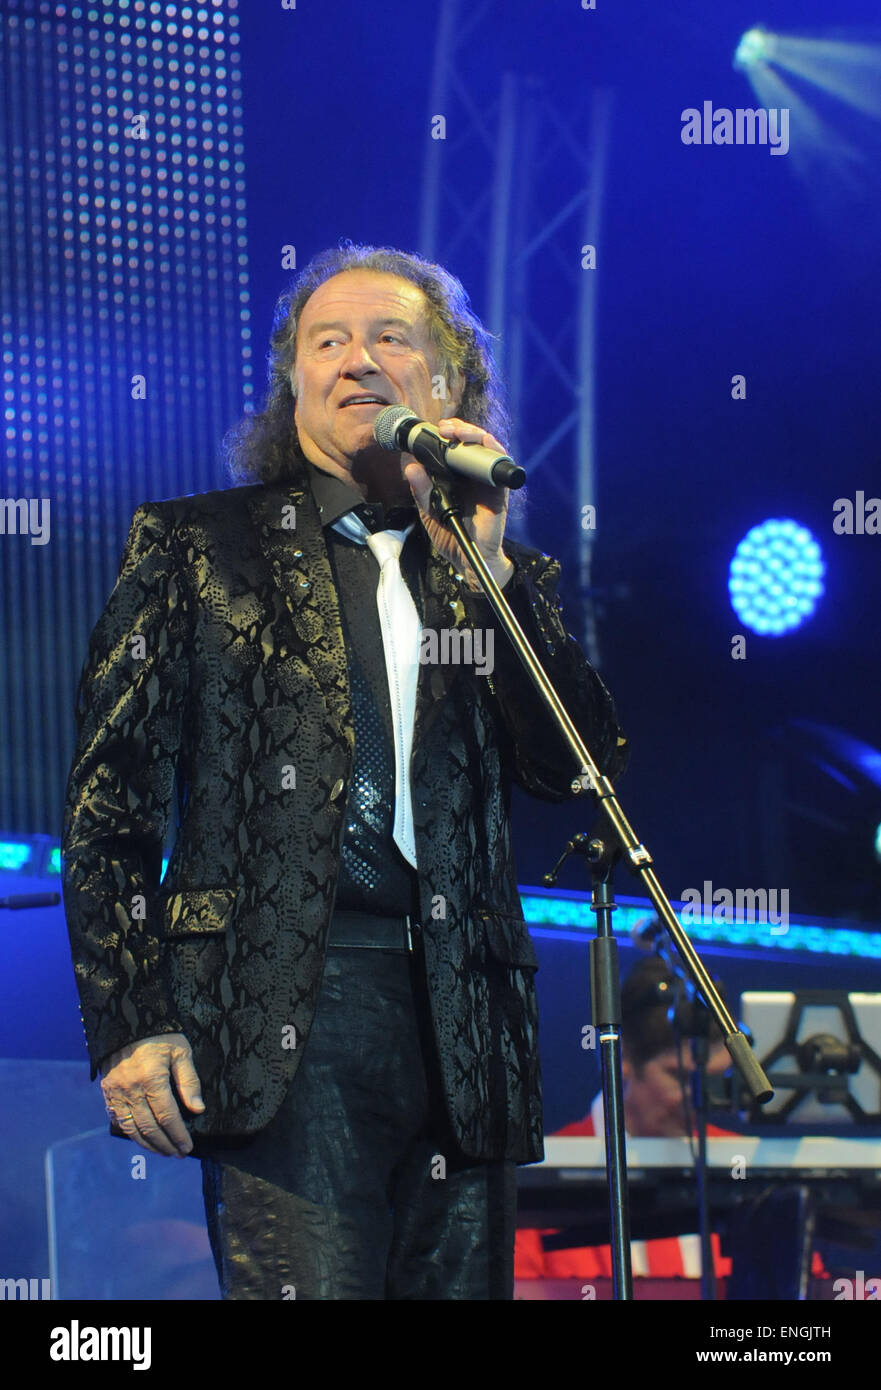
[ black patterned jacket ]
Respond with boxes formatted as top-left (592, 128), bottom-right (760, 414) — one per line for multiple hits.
top-left (61, 474), bottom-right (627, 1163)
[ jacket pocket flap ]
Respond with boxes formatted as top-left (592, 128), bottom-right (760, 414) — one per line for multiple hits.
top-left (479, 910), bottom-right (539, 969)
top-left (163, 888), bottom-right (238, 937)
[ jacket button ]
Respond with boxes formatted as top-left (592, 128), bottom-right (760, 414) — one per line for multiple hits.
top-left (329, 778), bottom-right (345, 801)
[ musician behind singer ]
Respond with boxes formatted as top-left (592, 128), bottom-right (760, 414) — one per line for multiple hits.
top-left (515, 956), bottom-right (737, 1281)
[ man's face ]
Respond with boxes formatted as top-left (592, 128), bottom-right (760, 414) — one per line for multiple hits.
top-left (291, 269), bottom-right (461, 485)
top-left (623, 1043), bottom-right (731, 1137)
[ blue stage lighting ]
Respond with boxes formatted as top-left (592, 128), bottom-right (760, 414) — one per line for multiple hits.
top-left (734, 27), bottom-right (775, 71)
top-left (0, 841), bottom-right (32, 872)
top-left (729, 519), bottom-right (825, 635)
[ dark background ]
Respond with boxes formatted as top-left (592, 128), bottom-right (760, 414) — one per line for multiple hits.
top-left (3, 0), bottom-right (879, 919)
top-left (237, 0), bottom-right (881, 919)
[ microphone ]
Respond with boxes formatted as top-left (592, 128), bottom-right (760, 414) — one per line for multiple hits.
top-left (373, 404), bottom-right (526, 490)
top-left (0, 891), bottom-right (61, 909)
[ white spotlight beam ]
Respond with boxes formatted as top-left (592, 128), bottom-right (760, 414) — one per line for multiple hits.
top-left (769, 36), bottom-right (881, 121)
top-left (745, 62), bottom-right (866, 194)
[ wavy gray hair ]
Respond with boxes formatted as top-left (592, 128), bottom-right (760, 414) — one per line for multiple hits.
top-left (222, 243), bottom-right (511, 486)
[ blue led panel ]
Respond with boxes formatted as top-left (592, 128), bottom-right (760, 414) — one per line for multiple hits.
top-left (1, 0), bottom-right (252, 832)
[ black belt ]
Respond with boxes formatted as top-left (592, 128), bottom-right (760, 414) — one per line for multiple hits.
top-left (327, 909), bottom-right (420, 953)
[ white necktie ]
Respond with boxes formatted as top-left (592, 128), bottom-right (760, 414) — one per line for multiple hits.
top-left (331, 512), bottom-right (420, 868)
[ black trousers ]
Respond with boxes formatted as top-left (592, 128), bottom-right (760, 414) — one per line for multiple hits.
top-left (200, 943), bottom-right (517, 1299)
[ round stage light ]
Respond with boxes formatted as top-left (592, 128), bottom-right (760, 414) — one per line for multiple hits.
top-left (729, 519), bottom-right (825, 635)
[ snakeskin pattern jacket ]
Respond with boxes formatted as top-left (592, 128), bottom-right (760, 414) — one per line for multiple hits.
top-left (61, 473), bottom-right (627, 1163)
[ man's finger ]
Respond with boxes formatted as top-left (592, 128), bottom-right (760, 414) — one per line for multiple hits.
top-left (117, 1104), bottom-right (181, 1158)
top-left (403, 460), bottom-right (433, 513)
top-left (436, 418), bottom-right (506, 453)
top-left (137, 1086), bottom-right (193, 1156)
top-left (170, 1048), bottom-right (206, 1115)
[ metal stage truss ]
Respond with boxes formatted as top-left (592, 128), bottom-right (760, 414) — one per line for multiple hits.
top-left (418, 0), bottom-right (614, 664)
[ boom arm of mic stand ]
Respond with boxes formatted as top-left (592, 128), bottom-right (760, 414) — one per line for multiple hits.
top-left (427, 475), bottom-right (772, 1106)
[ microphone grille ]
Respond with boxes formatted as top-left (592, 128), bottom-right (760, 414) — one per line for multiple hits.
top-left (373, 403), bottom-right (417, 451)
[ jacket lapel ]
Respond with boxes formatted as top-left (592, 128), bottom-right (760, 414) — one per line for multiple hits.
top-left (406, 535), bottom-right (470, 748)
top-left (247, 480), bottom-right (353, 752)
top-left (247, 478), bottom-right (470, 754)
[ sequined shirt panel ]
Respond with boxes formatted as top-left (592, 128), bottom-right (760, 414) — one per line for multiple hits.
top-left (309, 464), bottom-right (419, 916)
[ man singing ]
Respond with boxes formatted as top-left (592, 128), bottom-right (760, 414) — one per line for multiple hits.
top-left (62, 244), bottom-right (628, 1300)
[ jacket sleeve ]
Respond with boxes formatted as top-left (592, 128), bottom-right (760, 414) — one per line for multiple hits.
top-left (61, 502), bottom-right (189, 1080)
top-left (461, 540), bottom-right (628, 801)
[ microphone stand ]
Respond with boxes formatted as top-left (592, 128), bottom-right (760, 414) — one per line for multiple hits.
top-left (426, 472), bottom-right (773, 1300)
top-left (691, 1029), bottom-right (716, 1301)
top-left (544, 833), bottom-right (633, 1298)
top-left (641, 924), bottom-right (718, 1300)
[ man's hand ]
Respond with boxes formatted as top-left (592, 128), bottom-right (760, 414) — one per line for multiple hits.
top-left (404, 417), bottom-right (515, 591)
top-left (100, 1033), bottom-right (205, 1158)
